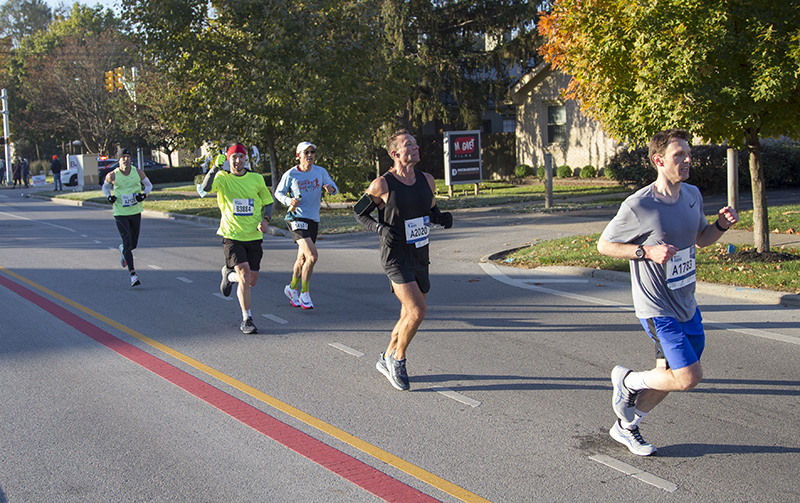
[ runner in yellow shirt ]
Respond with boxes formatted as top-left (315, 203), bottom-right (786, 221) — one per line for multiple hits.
top-left (200, 144), bottom-right (274, 334)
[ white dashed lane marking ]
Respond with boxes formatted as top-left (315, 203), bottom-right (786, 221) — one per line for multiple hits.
top-left (329, 343), bottom-right (365, 357)
top-left (262, 314), bottom-right (288, 324)
top-left (176, 277), bottom-right (193, 283)
top-left (430, 386), bottom-right (481, 408)
top-left (589, 454), bottom-right (677, 492)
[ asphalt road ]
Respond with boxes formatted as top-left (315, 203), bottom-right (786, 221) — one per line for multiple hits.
top-left (1, 191), bottom-right (799, 502)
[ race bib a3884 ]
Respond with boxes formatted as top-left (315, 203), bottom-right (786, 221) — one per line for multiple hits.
top-left (666, 246), bottom-right (696, 290)
top-left (233, 198), bottom-right (254, 216)
top-left (405, 216), bottom-right (430, 248)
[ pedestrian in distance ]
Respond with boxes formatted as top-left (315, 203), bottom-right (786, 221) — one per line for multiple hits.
top-left (51, 155), bottom-right (63, 192)
top-left (11, 159), bottom-right (22, 188)
top-left (597, 128), bottom-right (739, 456)
top-left (354, 129), bottom-right (453, 391)
top-left (275, 141), bottom-right (339, 310)
top-left (102, 148), bottom-right (153, 287)
top-left (0, 157), bottom-right (6, 185)
top-left (200, 143), bottom-right (274, 334)
top-left (21, 158), bottom-right (30, 188)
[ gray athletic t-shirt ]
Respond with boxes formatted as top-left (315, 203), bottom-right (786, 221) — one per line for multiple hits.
top-left (601, 183), bottom-right (708, 321)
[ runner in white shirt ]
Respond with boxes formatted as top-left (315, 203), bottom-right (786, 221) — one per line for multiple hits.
top-left (274, 142), bottom-right (338, 309)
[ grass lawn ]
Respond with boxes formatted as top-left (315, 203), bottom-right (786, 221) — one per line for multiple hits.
top-left (43, 179), bottom-right (625, 233)
top-left (503, 230), bottom-right (800, 294)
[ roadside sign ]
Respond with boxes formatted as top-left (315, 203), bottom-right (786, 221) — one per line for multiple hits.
top-left (443, 130), bottom-right (482, 186)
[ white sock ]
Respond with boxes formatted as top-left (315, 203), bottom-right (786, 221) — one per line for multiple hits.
top-left (624, 371), bottom-right (650, 392)
top-left (621, 409), bottom-right (648, 430)
top-left (228, 272), bottom-right (238, 283)
top-left (242, 309), bottom-right (251, 320)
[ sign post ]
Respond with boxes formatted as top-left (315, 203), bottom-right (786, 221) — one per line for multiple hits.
top-left (443, 130), bottom-right (482, 198)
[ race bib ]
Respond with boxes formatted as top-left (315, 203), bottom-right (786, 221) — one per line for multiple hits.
top-left (121, 193), bottom-right (137, 207)
top-left (290, 220), bottom-right (309, 231)
top-left (405, 216), bottom-right (430, 248)
top-left (233, 198), bottom-right (254, 216)
top-left (666, 246), bottom-right (696, 290)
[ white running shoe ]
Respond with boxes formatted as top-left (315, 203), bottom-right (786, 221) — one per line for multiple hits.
top-left (284, 285), bottom-right (300, 307)
top-left (119, 244), bottom-right (127, 268)
top-left (610, 419), bottom-right (656, 456)
top-left (299, 291), bottom-right (314, 309)
top-left (130, 274), bottom-right (140, 287)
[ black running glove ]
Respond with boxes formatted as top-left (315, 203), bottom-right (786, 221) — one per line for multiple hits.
top-left (107, 195), bottom-right (116, 203)
top-left (430, 205), bottom-right (453, 229)
top-left (135, 193), bottom-right (147, 202)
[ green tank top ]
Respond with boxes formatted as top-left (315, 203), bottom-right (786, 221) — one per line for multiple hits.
top-left (112, 168), bottom-right (143, 216)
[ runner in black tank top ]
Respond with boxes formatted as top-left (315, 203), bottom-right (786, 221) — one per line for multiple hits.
top-left (378, 170), bottom-right (433, 275)
top-left (353, 130), bottom-right (453, 391)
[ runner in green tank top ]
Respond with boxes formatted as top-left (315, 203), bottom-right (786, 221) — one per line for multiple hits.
top-left (102, 148), bottom-right (152, 287)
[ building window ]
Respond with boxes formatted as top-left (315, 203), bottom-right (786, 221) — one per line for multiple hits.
top-left (502, 118), bottom-right (515, 133)
top-left (547, 105), bottom-right (567, 144)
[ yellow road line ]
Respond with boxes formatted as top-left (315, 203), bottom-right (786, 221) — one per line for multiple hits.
top-left (1, 266), bottom-right (492, 503)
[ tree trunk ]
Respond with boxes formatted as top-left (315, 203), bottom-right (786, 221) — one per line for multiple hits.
top-left (265, 130), bottom-right (280, 197)
top-left (745, 127), bottom-right (769, 253)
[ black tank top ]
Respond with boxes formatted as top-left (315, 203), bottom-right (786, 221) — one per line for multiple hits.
top-left (380, 170), bottom-right (433, 240)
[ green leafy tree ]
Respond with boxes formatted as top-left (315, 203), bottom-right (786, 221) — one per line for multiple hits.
top-left (0, 0), bottom-right (52, 46)
top-left (5, 4), bottom-right (128, 156)
top-left (381, 0), bottom-right (543, 131)
top-left (539, 0), bottom-right (800, 252)
top-left (123, 0), bottom-right (406, 195)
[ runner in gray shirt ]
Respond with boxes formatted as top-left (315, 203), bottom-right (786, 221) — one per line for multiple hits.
top-left (597, 129), bottom-right (739, 456)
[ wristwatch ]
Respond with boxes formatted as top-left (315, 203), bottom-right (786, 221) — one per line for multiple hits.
top-left (634, 244), bottom-right (646, 259)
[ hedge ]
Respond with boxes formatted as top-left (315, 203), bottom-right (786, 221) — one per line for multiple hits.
top-left (605, 139), bottom-right (800, 194)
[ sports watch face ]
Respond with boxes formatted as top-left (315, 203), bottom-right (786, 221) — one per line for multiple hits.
top-left (635, 245), bottom-right (645, 259)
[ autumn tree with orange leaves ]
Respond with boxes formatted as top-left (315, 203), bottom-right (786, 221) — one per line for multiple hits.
top-left (539, 0), bottom-right (800, 253)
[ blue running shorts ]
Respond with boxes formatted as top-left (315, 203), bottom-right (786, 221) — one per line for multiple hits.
top-left (639, 307), bottom-right (705, 370)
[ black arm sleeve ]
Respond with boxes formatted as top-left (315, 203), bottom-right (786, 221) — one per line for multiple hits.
top-left (262, 203), bottom-right (273, 220)
top-left (200, 167), bottom-right (218, 193)
top-left (355, 212), bottom-right (380, 234)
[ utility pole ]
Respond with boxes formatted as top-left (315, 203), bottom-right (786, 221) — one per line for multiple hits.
top-left (2, 89), bottom-right (10, 185)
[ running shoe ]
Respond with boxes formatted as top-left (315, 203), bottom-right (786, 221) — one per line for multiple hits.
top-left (220, 266), bottom-right (234, 297)
top-left (610, 419), bottom-right (657, 456)
top-left (612, 365), bottom-right (638, 422)
top-left (386, 354), bottom-right (410, 391)
top-left (284, 285), bottom-right (300, 307)
top-left (240, 317), bottom-right (257, 334)
top-left (299, 291), bottom-right (314, 309)
top-left (119, 244), bottom-right (127, 268)
top-left (376, 352), bottom-right (389, 378)
top-left (130, 274), bottom-right (140, 287)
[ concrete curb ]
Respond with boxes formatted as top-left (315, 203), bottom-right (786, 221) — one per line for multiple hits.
top-left (482, 248), bottom-right (800, 308)
top-left (31, 194), bottom-right (288, 238)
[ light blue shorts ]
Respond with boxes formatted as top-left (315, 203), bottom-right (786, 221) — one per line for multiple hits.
top-left (639, 307), bottom-right (705, 370)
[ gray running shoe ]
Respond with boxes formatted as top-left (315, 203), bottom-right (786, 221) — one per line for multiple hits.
top-left (220, 266), bottom-right (234, 297)
top-left (240, 317), bottom-right (257, 334)
top-left (612, 365), bottom-right (638, 422)
top-left (610, 419), bottom-right (657, 456)
top-left (119, 244), bottom-right (127, 268)
top-left (386, 354), bottom-right (410, 391)
top-left (376, 352), bottom-right (389, 377)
